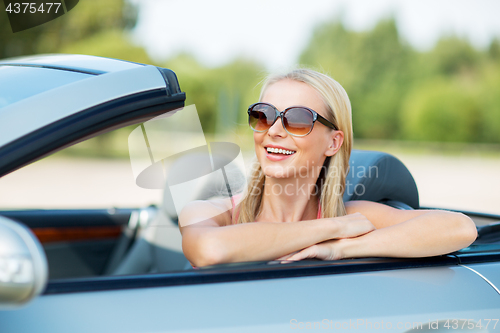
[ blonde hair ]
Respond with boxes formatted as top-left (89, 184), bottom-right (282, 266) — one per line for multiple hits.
top-left (234, 68), bottom-right (353, 223)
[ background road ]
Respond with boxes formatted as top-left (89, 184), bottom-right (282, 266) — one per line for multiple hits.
top-left (1, 152), bottom-right (499, 217)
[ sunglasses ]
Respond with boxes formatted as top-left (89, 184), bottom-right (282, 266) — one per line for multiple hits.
top-left (247, 102), bottom-right (338, 137)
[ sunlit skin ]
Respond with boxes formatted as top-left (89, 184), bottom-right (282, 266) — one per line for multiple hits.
top-left (254, 79), bottom-right (344, 222)
top-left (179, 77), bottom-right (478, 267)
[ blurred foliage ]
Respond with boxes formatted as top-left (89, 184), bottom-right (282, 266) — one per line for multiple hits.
top-left (59, 29), bottom-right (150, 63)
top-left (401, 79), bottom-right (481, 142)
top-left (478, 62), bottom-right (500, 142)
top-left (0, 0), bottom-right (149, 158)
top-left (2, 3), bottom-right (500, 148)
top-left (300, 19), bottom-right (416, 139)
top-left (299, 18), bottom-right (500, 143)
top-left (429, 37), bottom-right (481, 76)
top-left (163, 54), bottom-right (264, 135)
top-left (0, 0), bottom-right (138, 59)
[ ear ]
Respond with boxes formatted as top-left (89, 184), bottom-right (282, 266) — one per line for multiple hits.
top-left (325, 130), bottom-right (344, 157)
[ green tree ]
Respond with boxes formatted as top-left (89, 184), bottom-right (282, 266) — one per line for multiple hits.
top-left (163, 55), bottom-right (264, 136)
top-left (427, 36), bottom-right (481, 76)
top-left (299, 18), bottom-right (416, 139)
top-left (0, 0), bottom-right (139, 60)
top-left (478, 62), bottom-right (500, 143)
top-left (401, 79), bottom-right (481, 142)
top-left (0, 0), bottom-right (151, 158)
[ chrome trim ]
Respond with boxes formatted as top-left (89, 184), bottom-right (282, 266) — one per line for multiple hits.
top-left (460, 264), bottom-right (500, 295)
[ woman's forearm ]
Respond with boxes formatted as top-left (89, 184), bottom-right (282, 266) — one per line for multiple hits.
top-left (339, 211), bottom-right (477, 259)
top-left (183, 219), bottom-right (340, 267)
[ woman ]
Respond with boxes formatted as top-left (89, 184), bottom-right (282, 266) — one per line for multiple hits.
top-left (179, 68), bottom-right (477, 267)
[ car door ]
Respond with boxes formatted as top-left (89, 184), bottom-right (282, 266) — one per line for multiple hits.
top-left (1, 258), bottom-right (499, 333)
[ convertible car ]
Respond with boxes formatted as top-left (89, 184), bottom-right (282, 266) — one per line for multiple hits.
top-left (0, 55), bottom-right (499, 333)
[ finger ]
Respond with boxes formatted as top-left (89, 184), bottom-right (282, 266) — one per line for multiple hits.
top-left (275, 250), bottom-right (299, 260)
top-left (285, 247), bottom-right (317, 262)
top-left (276, 253), bottom-right (294, 260)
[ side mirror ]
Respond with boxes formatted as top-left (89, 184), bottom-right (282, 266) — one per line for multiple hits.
top-left (0, 216), bottom-right (48, 308)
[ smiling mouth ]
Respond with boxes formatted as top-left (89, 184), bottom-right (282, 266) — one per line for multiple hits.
top-left (266, 147), bottom-right (296, 155)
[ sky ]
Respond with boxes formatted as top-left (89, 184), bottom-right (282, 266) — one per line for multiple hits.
top-left (131, 0), bottom-right (500, 70)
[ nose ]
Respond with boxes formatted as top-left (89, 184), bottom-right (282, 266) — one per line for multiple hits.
top-left (267, 115), bottom-right (287, 137)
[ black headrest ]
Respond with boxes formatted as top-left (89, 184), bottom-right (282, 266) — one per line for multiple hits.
top-left (343, 150), bottom-right (419, 209)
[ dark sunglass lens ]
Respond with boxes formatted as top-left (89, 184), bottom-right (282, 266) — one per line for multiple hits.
top-left (283, 108), bottom-right (314, 136)
top-left (249, 104), bottom-right (275, 131)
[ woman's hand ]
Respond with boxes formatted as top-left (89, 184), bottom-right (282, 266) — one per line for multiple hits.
top-left (275, 213), bottom-right (375, 262)
top-left (279, 239), bottom-right (347, 261)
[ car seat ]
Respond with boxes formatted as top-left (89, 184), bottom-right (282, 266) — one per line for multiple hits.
top-left (111, 149), bottom-right (245, 275)
top-left (111, 149), bottom-right (419, 275)
top-left (343, 150), bottom-right (419, 209)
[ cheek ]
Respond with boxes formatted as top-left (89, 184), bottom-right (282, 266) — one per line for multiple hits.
top-left (299, 135), bottom-right (328, 160)
top-left (253, 132), bottom-right (261, 146)
top-left (253, 133), bottom-right (265, 154)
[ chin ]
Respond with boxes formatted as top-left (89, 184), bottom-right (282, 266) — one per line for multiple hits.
top-left (262, 165), bottom-right (291, 179)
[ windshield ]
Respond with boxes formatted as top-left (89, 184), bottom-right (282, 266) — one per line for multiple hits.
top-left (0, 66), bottom-right (92, 108)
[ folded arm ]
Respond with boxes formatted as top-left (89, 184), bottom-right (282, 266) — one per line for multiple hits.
top-left (179, 199), bottom-right (374, 267)
top-left (284, 201), bottom-right (478, 261)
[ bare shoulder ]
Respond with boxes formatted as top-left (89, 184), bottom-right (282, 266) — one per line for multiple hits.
top-left (345, 200), bottom-right (433, 229)
top-left (178, 198), bottom-right (234, 229)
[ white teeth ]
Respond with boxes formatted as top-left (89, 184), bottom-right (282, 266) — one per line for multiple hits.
top-left (266, 147), bottom-right (296, 155)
